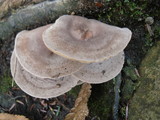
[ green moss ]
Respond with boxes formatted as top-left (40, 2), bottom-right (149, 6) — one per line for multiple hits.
top-left (97, 1), bottom-right (148, 26)
top-left (140, 41), bottom-right (160, 78)
top-left (144, 34), bottom-right (154, 47)
top-left (67, 85), bottom-right (81, 98)
top-left (88, 81), bottom-right (114, 119)
top-left (154, 25), bottom-right (160, 40)
top-left (121, 66), bottom-right (140, 102)
top-left (67, 79), bottom-right (115, 119)
top-left (121, 79), bottom-right (136, 102)
top-left (129, 41), bottom-right (160, 119)
top-left (0, 74), bottom-right (12, 93)
top-left (123, 66), bottom-right (138, 80)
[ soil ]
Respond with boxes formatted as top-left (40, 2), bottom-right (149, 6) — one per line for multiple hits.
top-left (0, 87), bottom-right (76, 120)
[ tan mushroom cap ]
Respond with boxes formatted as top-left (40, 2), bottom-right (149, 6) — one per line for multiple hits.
top-left (10, 51), bottom-right (79, 98)
top-left (43, 15), bottom-right (132, 63)
top-left (72, 52), bottom-right (124, 83)
top-left (14, 24), bottom-right (84, 78)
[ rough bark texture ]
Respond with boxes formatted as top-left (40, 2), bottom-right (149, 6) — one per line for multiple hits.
top-left (0, 0), bottom-right (46, 19)
top-left (0, 0), bottom-right (95, 41)
top-left (0, 0), bottom-right (75, 40)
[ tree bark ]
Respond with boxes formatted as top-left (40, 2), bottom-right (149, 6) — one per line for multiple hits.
top-left (0, 0), bottom-right (46, 19)
top-left (0, 0), bottom-right (95, 41)
top-left (0, 0), bottom-right (75, 40)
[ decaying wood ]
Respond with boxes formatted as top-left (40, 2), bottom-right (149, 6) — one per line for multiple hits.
top-left (0, 0), bottom-right (95, 41)
top-left (0, 0), bottom-right (76, 40)
top-left (65, 83), bottom-right (92, 120)
top-left (0, 0), bottom-right (46, 19)
top-left (0, 113), bottom-right (30, 120)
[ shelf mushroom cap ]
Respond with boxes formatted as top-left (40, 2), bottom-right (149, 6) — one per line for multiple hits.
top-left (43, 15), bottom-right (132, 63)
top-left (72, 51), bottom-right (124, 83)
top-left (14, 24), bottom-right (84, 78)
top-left (10, 51), bottom-right (79, 98)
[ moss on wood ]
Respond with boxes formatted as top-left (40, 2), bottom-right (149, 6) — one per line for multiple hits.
top-left (129, 41), bottom-right (160, 119)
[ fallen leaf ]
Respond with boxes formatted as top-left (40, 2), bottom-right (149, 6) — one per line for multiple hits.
top-left (65, 83), bottom-right (92, 120)
top-left (0, 113), bottom-right (29, 120)
top-left (16, 100), bottom-right (25, 105)
top-left (9, 103), bottom-right (16, 111)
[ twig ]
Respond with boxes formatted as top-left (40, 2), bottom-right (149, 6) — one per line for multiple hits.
top-left (134, 68), bottom-right (140, 77)
top-left (55, 98), bottom-right (70, 112)
top-left (10, 95), bottom-right (25, 100)
top-left (125, 103), bottom-right (129, 120)
top-left (9, 103), bottom-right (16, 111)
top-left (0, 105), bottom-right (8, 112)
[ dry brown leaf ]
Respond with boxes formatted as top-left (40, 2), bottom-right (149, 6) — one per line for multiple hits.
top-left (0, 113), bottom-right (29, 120)
top-left (65, 83), bottom-right (92, 120)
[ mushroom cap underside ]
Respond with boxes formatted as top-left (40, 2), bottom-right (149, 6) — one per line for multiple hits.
top-left (73, 51), bottom-right (125, 83)
top-left (10, 51), bottom-right (79, 98)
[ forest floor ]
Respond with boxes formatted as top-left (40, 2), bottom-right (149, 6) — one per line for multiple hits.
top-left (0, 0), bottom-right (160, 120)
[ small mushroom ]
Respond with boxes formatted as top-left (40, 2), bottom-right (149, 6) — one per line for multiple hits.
top-left (145, 17), bottom-right (154, 36)
top-left (43, 15), bottom-right (132, 63)
top-left (72, 52), bottom-right (124, 83)
top-left (14, 24), bottom-right (84, 78)
top-left (10, 51), bottom-right (79, 98)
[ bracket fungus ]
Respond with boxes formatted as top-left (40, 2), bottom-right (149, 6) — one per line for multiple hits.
top-left (14, 24), bottom-right (84, 78)
top-left (11, 51), bottom-right (79, 98)
top-left (10, 15), bottom-right (132, 98)
top-left (43, 15), bottom-right (132, 63)
top-left (73, 52), bottom-right (124, 83)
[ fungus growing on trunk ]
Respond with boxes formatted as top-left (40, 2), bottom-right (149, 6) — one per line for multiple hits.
top-left (10, 15), bottom-right (132, 98)
top-left (72, 52), bottom-right (124, 83)
top-left (14, 24), bottom-right (84, 78)
top-left (10, 51), bottom-right (79, 98)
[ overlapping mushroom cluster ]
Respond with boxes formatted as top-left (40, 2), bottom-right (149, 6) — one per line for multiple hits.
top-left (10, 15), bottom-right (132, 98)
